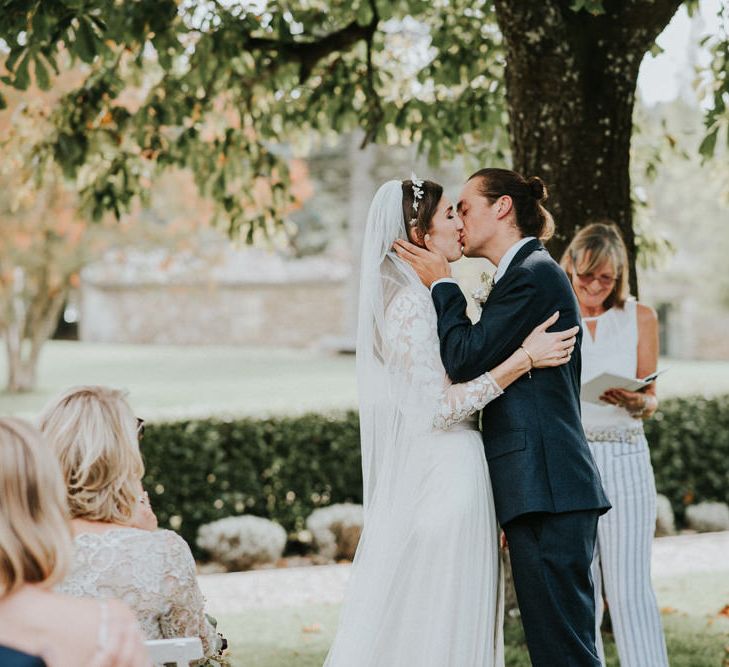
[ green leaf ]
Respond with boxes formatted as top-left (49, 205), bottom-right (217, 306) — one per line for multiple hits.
top-left (0, 91), bottom-right (6, 110)
top-left (698, 127), bottom-right (718, 159)
top-left (75, 17), bottom-right (99, 64)
top-left (34, 55), bottom-right (51, 90)
top-left (5, 48), bottom-right (22, 72)
top-left (356, 1), bottom-right (373, 26)
top-left (31, 4), bottom-right (50, 36)
top-left (43, 52), bottom-right (60, 75)
top-left (13, 50), bottom-right (32, 90)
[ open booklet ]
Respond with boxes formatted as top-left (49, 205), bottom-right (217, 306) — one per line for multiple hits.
top-left (581, 369), bottom-right (668, 405)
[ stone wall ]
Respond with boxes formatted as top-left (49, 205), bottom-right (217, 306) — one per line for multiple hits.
top-left (80, 278), bottom-right (348, 347)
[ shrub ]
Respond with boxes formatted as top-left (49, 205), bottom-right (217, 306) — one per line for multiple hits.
top-left (141, 412), bottom-right (362, 558)
top-left (197, 515), bottom-right (286, 571)
top-left (645, 395), bottom-right (729, 524)
top-left (655, 494), bottom-right (675, 536)
top-left (306, 503), bottom-right (364, 560)
top-left (140, 397), bottom-right (729, 557)
top-left (684, 502), bottom-right (729, 532)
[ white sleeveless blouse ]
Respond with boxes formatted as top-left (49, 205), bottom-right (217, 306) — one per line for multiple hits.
top-left (580, 299), bottom-right (643, 433)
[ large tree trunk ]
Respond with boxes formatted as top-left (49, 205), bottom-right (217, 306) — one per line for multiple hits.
top-left (493, 0), bottom-right (683, 295)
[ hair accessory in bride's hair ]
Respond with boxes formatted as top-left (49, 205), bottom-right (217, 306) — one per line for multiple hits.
top-left (409, 172), bottom-right (425, 226)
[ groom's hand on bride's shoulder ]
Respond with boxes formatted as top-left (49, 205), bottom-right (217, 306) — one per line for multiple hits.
top-left (393, 238), bottom-right (451, 288)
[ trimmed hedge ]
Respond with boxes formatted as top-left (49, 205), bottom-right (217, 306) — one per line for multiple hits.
top-left (142, 412), bottom-right (362, 557)
top-left (645, 394), bottom-right (729, 524)
top-left (142, 396), bottom-right (729, 558)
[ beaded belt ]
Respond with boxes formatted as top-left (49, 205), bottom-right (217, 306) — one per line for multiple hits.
top-left (447, 417), bottom-right (480, 433)
top-left (585, 425), bottom-right (644, 445)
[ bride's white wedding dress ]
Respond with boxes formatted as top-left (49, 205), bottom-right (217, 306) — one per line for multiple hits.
top-left (324, 181), bottom-right (505, 667)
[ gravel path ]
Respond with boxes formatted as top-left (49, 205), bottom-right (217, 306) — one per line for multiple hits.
top-left (199, 564), bottom-right (351, 613)
top-left (199, 531), bottom-right (729, 614)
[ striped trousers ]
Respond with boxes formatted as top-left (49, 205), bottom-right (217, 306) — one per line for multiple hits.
top-left (588, 435), bottom-right (669, 667)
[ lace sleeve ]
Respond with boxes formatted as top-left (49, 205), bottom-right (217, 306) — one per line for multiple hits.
top-left (159, 532), bottom-right (219, 661)
top-left (386, 289), bottom-right (504, 431)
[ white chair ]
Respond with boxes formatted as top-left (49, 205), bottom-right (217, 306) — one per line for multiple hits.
top-left (145, 637), bottom-right (204, 667)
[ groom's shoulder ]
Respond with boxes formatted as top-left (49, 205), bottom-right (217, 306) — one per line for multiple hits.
top-left (521, 246), bottom-right (563, 276)
top-left (518, 246), bottom-right (571, 291)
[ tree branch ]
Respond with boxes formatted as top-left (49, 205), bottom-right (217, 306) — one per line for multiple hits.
top-left (244, 14), bottom-right (379, 83)
top-left (615, 0), bottom-right (687, 52)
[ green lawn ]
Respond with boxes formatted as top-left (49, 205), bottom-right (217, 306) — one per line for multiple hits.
top-left (209, 565), bottom-right (729, 667)
top-left (0, 341), bottom-right (357, 420)
top-left (214, 607), bottom-right (728, 667)
top-left (1, 341), bottom-right (728, 421)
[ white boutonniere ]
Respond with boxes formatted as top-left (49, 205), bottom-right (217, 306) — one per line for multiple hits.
top-left (471, 271), bottom-right (495, 306)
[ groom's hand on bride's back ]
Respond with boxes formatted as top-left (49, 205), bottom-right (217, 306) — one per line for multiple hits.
top-left (393, 238), bottom-right (451, 288)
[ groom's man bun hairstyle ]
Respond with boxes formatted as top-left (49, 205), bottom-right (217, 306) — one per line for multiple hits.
top-left (469, 168), bottom-right (555, 242)
top-left (401, 179), bottom-right (443, 247)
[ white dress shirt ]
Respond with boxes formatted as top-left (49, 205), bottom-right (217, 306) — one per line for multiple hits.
top-left (492, 236), bottom-right (536, 283)
top-left (430, 236), bottom-right (536, 291)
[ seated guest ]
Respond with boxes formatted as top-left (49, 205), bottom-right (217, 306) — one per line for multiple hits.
top-left (40, 386), bottom-right (222, 661)
top-left (0, 417), bottom-right (148, 667)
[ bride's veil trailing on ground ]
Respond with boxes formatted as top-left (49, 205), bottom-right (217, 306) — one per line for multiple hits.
top-left (355, 179), bottom-right (430, 513)
top-left (324, 178), bottom-right (435, 664)
top-left (325, 179), bottom-right (504, 667)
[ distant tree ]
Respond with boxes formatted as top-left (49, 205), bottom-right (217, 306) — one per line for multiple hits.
top-left (0, 101), bottom-right (102, 391)
top-left (1, 0), bottom-right (727, 289)
top-left (0, 81), bottom-right (314, 393)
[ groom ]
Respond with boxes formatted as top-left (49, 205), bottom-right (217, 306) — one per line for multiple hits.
top-left (394, 168), bottom-right (611, 666)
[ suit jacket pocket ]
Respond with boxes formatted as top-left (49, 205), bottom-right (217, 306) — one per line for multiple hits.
top-left (484, 429), bottom-right (527, 460)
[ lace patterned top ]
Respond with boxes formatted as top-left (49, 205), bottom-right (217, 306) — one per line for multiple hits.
top-left (385, 287), bottom-right (504, 430)
top-left (57, 528), bottom-right (217, 662)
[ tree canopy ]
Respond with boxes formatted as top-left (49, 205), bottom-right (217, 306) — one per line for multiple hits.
top-left (0, 0), bottom-right (726, 248)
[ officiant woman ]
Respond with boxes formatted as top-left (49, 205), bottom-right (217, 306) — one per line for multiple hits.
top-left (561, 222), bottom-right (668, 667)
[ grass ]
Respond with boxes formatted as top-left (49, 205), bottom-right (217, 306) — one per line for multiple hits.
top-left (216, 604), bottom-right (339, 667)
top-left (209, 565), bottom-right (729, 667)
top-left (1, 341), bottom-right (728, 421)
top-left (0, 341), bottom-right (357, 420)
top-left (214, 607), bottom-right (729, 667)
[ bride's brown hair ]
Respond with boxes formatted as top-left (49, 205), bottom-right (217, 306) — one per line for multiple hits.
top-left (401, 179), bottom-right (443, 247)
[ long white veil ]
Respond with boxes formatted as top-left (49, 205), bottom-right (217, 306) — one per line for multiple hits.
top-left (355, 179), bottom-right (430, 513)
top-left (325, 179), bottom-right (505, 667)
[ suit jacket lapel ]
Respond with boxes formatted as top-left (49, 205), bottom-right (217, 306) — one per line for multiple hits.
top-left (486, 238), bottom-right (543, 302)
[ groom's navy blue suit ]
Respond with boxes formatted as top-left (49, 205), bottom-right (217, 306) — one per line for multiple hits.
top-left (432, 238), bottom-right (611, 667)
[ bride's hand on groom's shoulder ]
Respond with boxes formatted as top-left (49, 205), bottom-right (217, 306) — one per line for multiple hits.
top-left (522, 312), bottom-right (579, 369)
top-left (393, 238), bottom-right (451, 288)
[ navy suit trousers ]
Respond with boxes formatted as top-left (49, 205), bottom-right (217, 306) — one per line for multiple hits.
top-left (503, 510), bottom-right (602, 667)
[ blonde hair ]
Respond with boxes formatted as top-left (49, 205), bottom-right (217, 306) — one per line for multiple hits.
top-left (39, 386), bottom-right (144, 524)
top-left (560, 221), bottom-right (630, 309)
top-left (0, 418), bottom-right (72, 597)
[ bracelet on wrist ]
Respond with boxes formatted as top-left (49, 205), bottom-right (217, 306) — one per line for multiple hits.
top-left (629, 394), bottom-right (656, 419)
top-left (520, 345), bottom-right (535, 368)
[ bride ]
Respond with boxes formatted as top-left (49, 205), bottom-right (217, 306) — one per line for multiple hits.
top-left (324, 178), bottom-right (579, 667)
